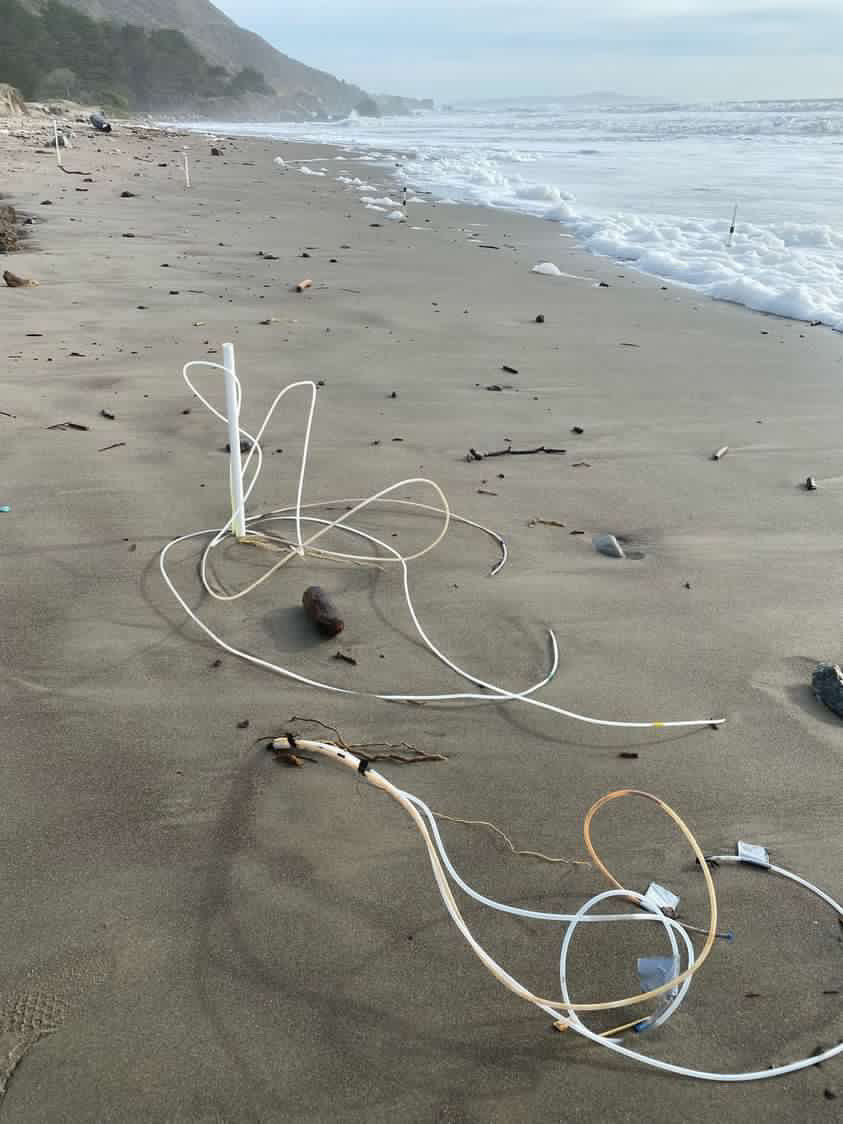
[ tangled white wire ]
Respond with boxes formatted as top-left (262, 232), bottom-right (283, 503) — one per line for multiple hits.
top-left (273, 736), bottom-right (843, 1084)
top-left (159, 352), bottom-right (725, 729)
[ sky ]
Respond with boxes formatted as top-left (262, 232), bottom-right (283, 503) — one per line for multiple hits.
top-left (216, 1), bottom-right (843, 102)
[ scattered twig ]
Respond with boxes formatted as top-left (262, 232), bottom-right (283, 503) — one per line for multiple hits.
top-left (97, 442), bottom-right (126, 452)
top-left (528, 518), bottom-right (565, 528)
top-left (284, 716), bottom-right (445, 765)
top-left (100, 409), bottom-right (115, 420)
top-left (47, 421), bottom-right (89, 431)
top-left (333, 651), bottom-right (357, 666)
top-left (466, 445), bottom-right (566, 462)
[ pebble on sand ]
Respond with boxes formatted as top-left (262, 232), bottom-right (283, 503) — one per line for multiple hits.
top-left (593, 534), bottom-right (625, 559)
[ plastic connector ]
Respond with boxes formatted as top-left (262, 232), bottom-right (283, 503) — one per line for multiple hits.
top-left (643, 882), bottom-right (680, 916)
top-left (737, 841), bottom-right (771, 869)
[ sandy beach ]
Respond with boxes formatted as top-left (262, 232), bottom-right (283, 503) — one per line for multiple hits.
top-left (1, 121), bottom-right (841, 1121)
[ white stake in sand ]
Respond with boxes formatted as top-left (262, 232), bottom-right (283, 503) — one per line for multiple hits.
top-left (53, 119), bottom-right (62, 167)
top-left (222, 342), bottom-right (247, 538)
top-left (727, 203), bottom-right (738, 247)
top-left (183, 149), bottom-right (191, 189)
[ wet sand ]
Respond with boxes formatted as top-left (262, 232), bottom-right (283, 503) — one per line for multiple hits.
top-left (1, 121), bottom-right (841, 1121)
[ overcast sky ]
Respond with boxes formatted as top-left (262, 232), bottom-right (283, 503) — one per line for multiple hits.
top-left (216, 1), bottom-right (843, 101)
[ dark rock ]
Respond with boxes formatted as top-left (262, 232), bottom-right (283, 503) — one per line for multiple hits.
top-left (812, 664), bottom-right (843, 718)
top-left (225, 439), bottom-right (252, 454)
top-left (598, 281), bottom-right (610, 288)
top-left (211, 147), bottom-right (222, 156)
top-left (571, 425), bottom-right (584, 434)
top-left (535, 314), bottom-right (545, 323)
top-left (120, 190), bottom-right (137, 198)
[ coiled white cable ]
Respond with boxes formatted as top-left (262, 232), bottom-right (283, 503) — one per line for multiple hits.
top-left (273, 736), bottom-right (843, 1083)
top-left (160, 358), bottom-right (725, 729)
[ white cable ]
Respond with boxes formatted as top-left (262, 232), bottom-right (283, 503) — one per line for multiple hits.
top-left (161, 359), bottom-right (725, 729)
top-left (274, 736), bottom-right (843, 1083)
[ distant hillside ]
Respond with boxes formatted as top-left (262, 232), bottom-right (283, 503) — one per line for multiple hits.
top-left (10, 0), bottom-right (371, 116)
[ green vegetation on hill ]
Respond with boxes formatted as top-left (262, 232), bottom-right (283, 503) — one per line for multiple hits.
top-left (0, 0), bottom-right (273, 108)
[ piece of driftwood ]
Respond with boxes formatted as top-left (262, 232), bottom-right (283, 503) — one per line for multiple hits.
top-left (466, 444), bottom-right (566, 462)
top-left (302, 586), bottom-right (344, 637)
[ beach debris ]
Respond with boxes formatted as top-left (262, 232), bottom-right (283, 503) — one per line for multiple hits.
top-left (486, 384), bottom-right (503, 392)
top-left (120, 190), bottom-right (137, 198)
top-left (98, 442), bottom-right (125, 452)
top-left (273, 155), bottom-right (285, 167)
top-left (0, 505), bottom-right (10, 512)
top-left (389, 391), bottom-right (397, 398)
top-left (40, 200), bottom-right (53, 205)
top-left (303, 586), bottom-right (344, 637)
top-left (300, 251), bottom-right (311, 258)
top-left (811, 663), bottom-right (843, 719)
top-left (122, 232), bottom-right (135, 238)
top-left (259, 318), bottom-right (278, 326)
top-left (333, 651), bottom-right (357, 666)
top-left (570, 530), bottom-right (585, 535)
top-left (804, 476), bottom-right (817, 491)
top-left (619, 342), bottom-right (640, 348)
top-left (571, 425), bottom-right (584, 434)
top-left (531, 262), bottom-right (562, 276)
top-left (535, 314), bottom-right (545, 323)
top-left (618, 752), bottom-right (639, 759)
top-left (684, 582), bottom-right (692, 590)
top-left (598, 281), bottom-right (610, 288)
top-left (237, 719), bottom-right (250, 729)
top-left (225, 438), bottom-right (252, 454)
top-left (528, 518), bottom-right (565, 528)
top-left (711, 446), bottom-right (729, 461)
top-left (3, 270), bottom-right (38, 288)
top-left (593, 534), bottom-right (625, 559)
top-left (501, 365), bottom-right (519, 375)
top-left (210, 147), bottom-right (222, 156)
top-left (466, 444), bottom-right (566, 461)
top-left (295, 279), bottom-right (313, 292)
top-left (571, 461), bottom-right (591, 468)
top-left (47, 421), bottom-right (88, 431)
top-left (477, 489), bottom-right (498, 496)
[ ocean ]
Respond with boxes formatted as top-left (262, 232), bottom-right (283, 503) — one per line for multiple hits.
top-left (174, 98), bottom-right (843, 330)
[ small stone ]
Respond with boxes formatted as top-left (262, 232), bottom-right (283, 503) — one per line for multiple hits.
top-left (598, 281), bottom-right (610, 288)
top-left (389, 391), bottom-right (397, 398)
top-left (571, 425), bottom-right (584, 434)
top-left (812, 664), bottom-right (843, 719)
top-left (211, 147), bottom-right (222, 156)
top-left (237, 719), bottom-right (250, 729)
top-left (593, 534), bottom-right (625, 559)
top-left (805, 476), bottom-right (817, 491)
top-left (120, 190), bottom-right (137, 198)
top-left (535, 314), bottom-right (545, 323)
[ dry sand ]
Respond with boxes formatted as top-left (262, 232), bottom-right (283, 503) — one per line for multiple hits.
top-left (1, 121), bottom-right (841, 1122)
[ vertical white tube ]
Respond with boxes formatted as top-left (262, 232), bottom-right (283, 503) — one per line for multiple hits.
top-left (183, 150), bottom-right (191, 189)
top-left (53, 120), bottom-right (62, 167)
top-left (222, 342), bottom-right (246, 539)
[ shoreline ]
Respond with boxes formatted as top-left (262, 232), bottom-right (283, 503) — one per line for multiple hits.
top-left (161, 116), bottom-right (843, 335)
top-left (2, 122), bottom-right (841, 1121)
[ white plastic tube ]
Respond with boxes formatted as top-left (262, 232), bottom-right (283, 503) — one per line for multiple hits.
top-left (222, 343), bottom-right (247, 538)
top-left (183, 150), bottom-right (191, 189)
